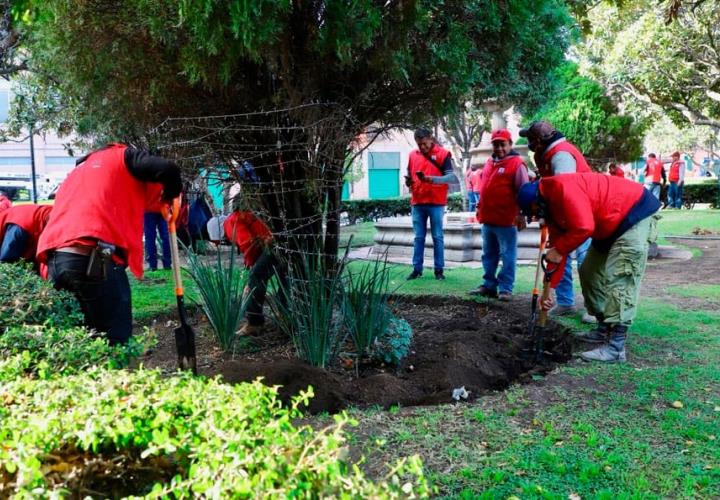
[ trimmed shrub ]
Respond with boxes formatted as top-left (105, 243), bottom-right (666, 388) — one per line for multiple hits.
top-left (342, 193), bottom-right (465, 223)
top-left (0, 368), bottom-right (429, 497)
top-left (0, 263), bottom-right (83, 330)
top-left (0, 325), bottom-right (151, 378)
top-left (682, 181), bottom-right (720, 208)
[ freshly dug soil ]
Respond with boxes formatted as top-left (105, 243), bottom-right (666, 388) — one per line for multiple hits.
top-left (137, 295), bottom-right (572, 414)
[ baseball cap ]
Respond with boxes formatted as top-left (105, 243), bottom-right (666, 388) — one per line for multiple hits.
top-left (490, 129), bottom-right (512, 143)
top-left (519, 121), bottom-right (556, 141)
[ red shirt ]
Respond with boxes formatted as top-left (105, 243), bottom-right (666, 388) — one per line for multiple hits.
top-left (0, 204), bottom-right (53, 261)
top-left (476, 154), bottom-right (527, 227)
top-left (407, 144), bottom-right (451, 205)
top-left (645, 158), bottom-right (664, 183)
top-left (223, 211), bottom-right (273, 268)
top-left (668, 161), bottom-right (683, 183)
top-left (611, 166), bottom-right (625, 178)
top-left (536, 139), bottom-right (591, 177)
top-left (540, 173), bottom-right (645, 257)
top-left (467, 168), bottom-right (483, 193)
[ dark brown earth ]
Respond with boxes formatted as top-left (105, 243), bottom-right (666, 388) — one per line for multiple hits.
top-left (137, 295), bottom-right (572, 414)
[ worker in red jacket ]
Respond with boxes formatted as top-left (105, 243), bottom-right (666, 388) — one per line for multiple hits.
top-left (517, 173), bottom-right (661, 363)
top-left (519, 120), bottom-right (594, 323)
top-left (643, 153), bottom-right (666, 199)
top-left (608, 163), bottom-right (625, 178)
top-left (37, 143), bottom-right (182, 345)
top-left (468, 129), bottom-right (529, 301)
top-left (404, 128), bottom-right (456, 281)
top-left (465, 164), bottom-right (482, 212)
top-left (224, 203), bottom-right (282, 336)
top-left (667, 151), bottom-right (685, 209)
top-left (0, 204), bottom-right (53, 264)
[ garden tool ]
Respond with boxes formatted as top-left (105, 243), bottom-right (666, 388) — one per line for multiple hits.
top-left (525, 227), bottom-right (558, 361)
top-left (164, 196), bottom-right (198, 374)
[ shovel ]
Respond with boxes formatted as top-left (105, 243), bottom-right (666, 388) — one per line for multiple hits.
top-left (164, 196), bottom-right (198, 374)
top-left (527, 227), bottom-right (550, 361)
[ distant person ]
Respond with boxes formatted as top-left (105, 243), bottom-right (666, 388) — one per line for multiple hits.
top-left (404, 127), bottom-right (456, 281)
top-left (644, 153), bottom-right (665, 199)
top-left (0, 190), bottom-right (12, 213)
top-left (519, 120), bottom-right (594, 323)
top-left (143, 211), bottom-right (172, 271)
top-left (468, 129), bottom-right (529, 301)
top-left (37, 143), bottom-right (182, 345)
top-left (466, 163), bottom-right (482, 212)
top-left (608, 163), bottom-right (625, 178)
top-left (667, 151), bottom-right (685, 209)
top-left (518, 173), bottom-right (661, 363)
top-left (223, 203), bottom-right (280, 336)
top-left (0, 204), bottom-right (52, 264)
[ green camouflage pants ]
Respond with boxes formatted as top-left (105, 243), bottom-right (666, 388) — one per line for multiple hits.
top-left (579, 215), bottom-right (659, 326)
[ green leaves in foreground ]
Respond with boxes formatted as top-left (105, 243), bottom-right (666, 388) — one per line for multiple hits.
top-left (0, 368), bottom-right (429, 497)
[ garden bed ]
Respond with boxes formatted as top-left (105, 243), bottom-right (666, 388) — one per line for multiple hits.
top-left (137, 296), bottom-right (572, 414)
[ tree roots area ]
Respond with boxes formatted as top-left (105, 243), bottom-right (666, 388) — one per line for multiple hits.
top-left (139, 296), bottom-right (573, 414)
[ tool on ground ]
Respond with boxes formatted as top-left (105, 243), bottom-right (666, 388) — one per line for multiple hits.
top-left (527, 226), bottom-right (555, 361)
top-left (164, 196), bottom-right (197, 374)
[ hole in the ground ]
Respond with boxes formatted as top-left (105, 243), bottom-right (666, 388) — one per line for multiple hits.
top-left (140, 295), bottom-right (573, 414)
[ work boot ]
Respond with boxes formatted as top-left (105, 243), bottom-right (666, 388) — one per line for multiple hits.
top-left (549, 304), bottom-right (577, 317)
top-left (498, 291), bottom-right (512, 302)
top-left (573, 322), bottom-right (609, 344)
top-left (579, 325), bottom-right (627, 363)
top-left (434, 270), bottom-right (446, 280)
top-left (468, 285), bottom-right (498, 298)
top-left (581, 310), bottom-right (597, 324)
top-left (406, 270), bottom-right (422, 280)
top-left (237, 323), bottom-right (264, 337)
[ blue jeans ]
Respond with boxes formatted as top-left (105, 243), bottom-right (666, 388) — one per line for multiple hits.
top-left (645, 183), bottom-right (661, 200)
top-left (556, 238), bottom-right (591, 307)
top-left (0, 224), bottom-right (29, 263)
top-left (412, 204), bottom-right (445, 273)
top-left (668, 182), bottom-right (683, 208)
top-left (467, 191), bottom-right (479, 212)
top-left (144, 212), bottom-right (171, 270)
top-left (481, 224), bottom-right (517, 294)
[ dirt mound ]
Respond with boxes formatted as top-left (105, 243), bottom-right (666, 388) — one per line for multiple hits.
top-left (139, 295), bottom-right (572, 413)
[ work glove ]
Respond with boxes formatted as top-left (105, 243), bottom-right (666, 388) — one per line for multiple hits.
top-left (404, 175), bottom-right (413, 187)
top-left (416, 172), bottom-right (431, 183)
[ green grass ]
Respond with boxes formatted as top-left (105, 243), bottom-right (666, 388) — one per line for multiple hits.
top-left (339, 222), bottom-right (377, 249)
top-left (658, 209), bottom-right (720, 236)
top-left (666, 283), bottom-right (720, 302)
top-left (130, 270), bottom-right (199, 321)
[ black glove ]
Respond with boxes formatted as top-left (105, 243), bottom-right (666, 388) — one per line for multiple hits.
top-left (404, 175), bottom-right (413, 187)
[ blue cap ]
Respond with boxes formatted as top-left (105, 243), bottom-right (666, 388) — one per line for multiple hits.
top-left (517, 181), bottom-right (540, 215)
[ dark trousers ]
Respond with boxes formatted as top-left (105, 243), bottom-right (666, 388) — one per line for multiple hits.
top-left (246, 251), bottom-right (287, 326)
top-left (144, 212), bottom-right (171, 270)
top-left (48, 252), bottom-right (132, 345)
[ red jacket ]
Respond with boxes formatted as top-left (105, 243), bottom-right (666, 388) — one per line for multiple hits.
top-left (0, 204), bottom-right (53, 261)
top-left (0, 195), bottom-right (11, 213)
top-left (407, 144), bottom-right (451, 205)
top-left (669, 161), bottom-right (683, 183)
top-left (37, 144), bottom-right (165, 278)
top-left (536, 139), bottom-right (591, 177)
top-left (611, 166), bottom-right (625, 178)
top-left (645, 158), bottom-right (664, 183)
top-left (476, 154), bottom-right (526, 226)
top-left (223, 211), bottom-right (273, 268)
top-left (540, 173), bottom-right (646, 261)
top-left (467, 168), bottom-right (483, 193)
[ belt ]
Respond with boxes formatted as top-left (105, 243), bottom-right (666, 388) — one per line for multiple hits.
top-left (55, 245), bottom-right (94, 256)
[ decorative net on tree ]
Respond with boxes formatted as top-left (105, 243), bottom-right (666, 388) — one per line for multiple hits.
top-left (149, 103), bottom-right (365, 263)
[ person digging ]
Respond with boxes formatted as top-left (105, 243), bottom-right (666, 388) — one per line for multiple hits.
top-left (517, 173), bottom-right (661, 363)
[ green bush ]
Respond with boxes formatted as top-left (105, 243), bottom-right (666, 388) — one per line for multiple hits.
top-left (682, 181), bottom-right (720, 208)
top-left (0, 367), bottom-right (429, 497)
top-left (0, 262), bottom-right (83, 330)
top-left (368, 316), bottom-right (413, 366)
top-left (185, 244), bottom-right (250, 352)
top-left (342, 194), bottom-right (465, 223)
top-left (0, 325), bottom-right (151, 378)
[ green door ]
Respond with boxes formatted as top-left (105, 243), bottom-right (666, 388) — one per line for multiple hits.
top-left (368, 152), bottom-right (400, 199)
top-left (342, 181), bottom-right (350, 200)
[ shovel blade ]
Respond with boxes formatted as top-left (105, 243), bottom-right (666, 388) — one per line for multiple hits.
top-left (174, 324), bottom-right (197, 374)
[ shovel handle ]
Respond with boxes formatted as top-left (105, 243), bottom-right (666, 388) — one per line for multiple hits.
top-left (163, 196), bottom-right (184, 297)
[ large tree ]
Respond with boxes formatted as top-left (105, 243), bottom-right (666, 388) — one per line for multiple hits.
top-left (14, 0), bottom-right (572, 263)
top-left (527, 62), bottom-right (645, 167)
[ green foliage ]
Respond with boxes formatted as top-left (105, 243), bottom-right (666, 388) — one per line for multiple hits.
top-left (368, 316), bottom-right (413, 366)
top-left (681, 181), bottom-right (720, 209)
top-left (342, 255), bottom-right (396, 360)
top-left (184, 246), bottom-right (250, 352)
top-left (0, 262), bottom-right (82, 330)
top-left (0, 368), bottom-right (429, 497)
top-left (0, 325), bottom-right (151, 377)
top-left (342, 194), bottom-right (464, 224)
top-left (527, 63), bottom-right (645, 166)
top-left (270, 254), bottom-right (347, 368)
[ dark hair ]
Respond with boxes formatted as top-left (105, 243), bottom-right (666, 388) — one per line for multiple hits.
top-left (648, 153), bottom-right (656, 158)
top-left (414, 127), bottom-right (433, 141)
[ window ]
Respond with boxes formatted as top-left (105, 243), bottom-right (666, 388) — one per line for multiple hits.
top-left (368, 152), bottom-right (400, 169)
top-left (0, 91), bottom-right (9, 123)
top-left (45, 156), bottom-right (78, 166)
top-left (0, 157), bottom-right (31, 167)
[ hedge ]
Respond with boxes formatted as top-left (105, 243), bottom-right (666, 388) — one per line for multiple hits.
top-left (681, 181), bottom-right (720, 208)
top-left (342, 193), bottom-right (465, 224)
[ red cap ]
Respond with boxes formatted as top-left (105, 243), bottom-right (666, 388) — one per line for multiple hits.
top-left (671, 151), bottom-right (680, 158)
top-left (491, 129), bottom-right (512, 143)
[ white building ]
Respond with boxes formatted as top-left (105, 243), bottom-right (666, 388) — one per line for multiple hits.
top-left (0, 79), bottom-right (82, 200)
